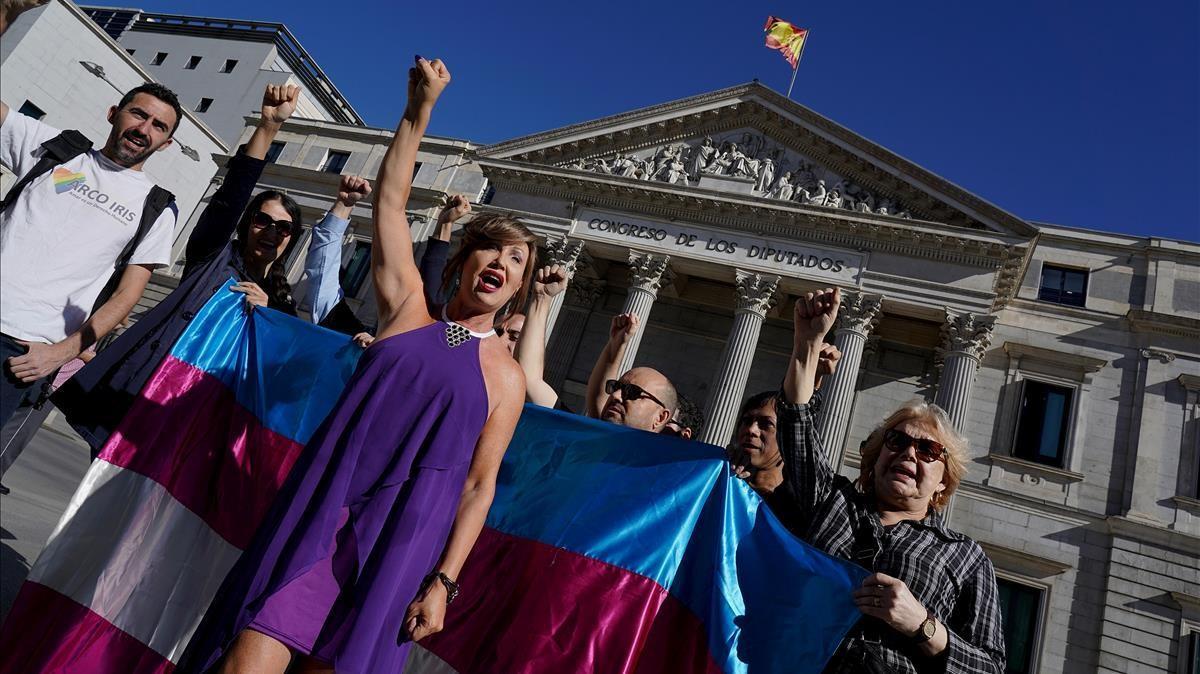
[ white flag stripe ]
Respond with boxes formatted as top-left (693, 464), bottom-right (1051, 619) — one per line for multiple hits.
top-left (28, 461), bottom-right (242, 663)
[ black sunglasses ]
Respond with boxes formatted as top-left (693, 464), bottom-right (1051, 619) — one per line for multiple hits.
top-left (251, 211), bottom-right (295, 238)
top-left (604, 379), bottom-right (668, 410)
top-left (883, 428), bottom-right (946, 463)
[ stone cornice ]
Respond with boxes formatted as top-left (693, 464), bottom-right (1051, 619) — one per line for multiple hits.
top-left (479, 159), bottom-right (1027, 278)
top-left (1002, 342), bottom-right (1109, 374)
top-left (479, 82), bottom-right (1037, 239)
top-left (977, 542), bottom-right (1073, 579)
top-left (1108, 515), bottom-right (1200, 555)
top-left (1127, 309), bottom-right (1200, 338)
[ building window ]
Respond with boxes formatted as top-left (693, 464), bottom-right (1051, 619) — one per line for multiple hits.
top-left (321, 150), bottom-right (350, 174)
top-left (1186, 631), bottom-right (1200, 674)
top-left (1013, 379), bottom-right (1074, 468)
top-left (196, 97), bottom-right (213, 113)
top-left (17, 100), bottom-right (46, 120)
top-left (340, 241), bottom-right (372, 299)
top-left (1038, 264), bottom-right (1088, 307)
top-left (997, 578), bottom-right (1042, 674)
top-left (265, 141), bottom-right (286, 164)
top-left (220, 59), bottom-right (238, 73)
top-left (151, 52), bottom-right (167, 66)
top-left (185, 55), bottom-right (202, 70)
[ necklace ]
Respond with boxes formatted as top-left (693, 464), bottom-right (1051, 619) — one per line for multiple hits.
top-left (441, 306), bottom-right (494, 348)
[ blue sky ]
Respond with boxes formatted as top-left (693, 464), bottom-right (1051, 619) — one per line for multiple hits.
top-left (122, 1), bottom-right (1198, 241)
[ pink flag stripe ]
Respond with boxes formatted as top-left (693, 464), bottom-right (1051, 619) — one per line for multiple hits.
top-left (420, 528), bottom-right (723, 674)
top-left (6, 461), bottom-right (242, 665)
top-left (0, 582), bottom-right (173, 674)
top-left (99, 356), bottom-right (306, 548)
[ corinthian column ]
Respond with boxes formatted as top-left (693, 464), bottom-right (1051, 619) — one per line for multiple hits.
top-left (540, 237), bottom-right (586, 343)
top-left (545, 277), bottom-right (606, 390)
top-left (699, 270), bottom-right (780, 446)
top-left (617, 252), bottom-right (672, 375)
top-left (934, 309), bottom-right (996, 432)
top-left (816, 291), bottom-right (883, 466)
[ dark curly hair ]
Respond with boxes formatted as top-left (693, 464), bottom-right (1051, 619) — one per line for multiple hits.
top-left (675, 394), bottom-right (705, 436)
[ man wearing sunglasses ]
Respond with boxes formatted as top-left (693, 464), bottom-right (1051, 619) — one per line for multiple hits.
top-left (598, 369), bottom-right (679, 433)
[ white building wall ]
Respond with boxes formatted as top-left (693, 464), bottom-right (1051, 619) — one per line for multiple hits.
top-left (0, 0), bottom-right (226, 227)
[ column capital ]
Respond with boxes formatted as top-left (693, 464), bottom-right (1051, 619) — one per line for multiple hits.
top-left (566, 276), bottom-right (607, 308)
top-left (733, 269), bottom-right (780, 317)
top-left (937, 309), bottom-right (996, 363)
top-left (627, 252), bottom-right (673, 295)
top-left (836, 291), bottom-right (883, 335)
top-left (545, 236), bottom-right (586, 273)
top-left (1140, 348), bottom-right (1176, 364)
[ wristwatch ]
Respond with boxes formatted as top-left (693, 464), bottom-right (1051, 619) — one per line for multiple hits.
top-left (424, 571), bottom-right (460, 604)
top-left (911, 608), bottom-right (937, 644)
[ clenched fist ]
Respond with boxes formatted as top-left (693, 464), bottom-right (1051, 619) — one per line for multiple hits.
top-left (338, 175), bottom-right (372, 208)
top-left (793, 287), bottom-right (840, 351)
top-left (406, 56), bottom-right (451, 117)
top-left (262, 84), bottom-right (299, 125)
top-left (438, 194), bottom-right (472, 224)
top-left (533, 264), bottom-right (569, 298)
top-left (608, 313), bottom-right (639, 349)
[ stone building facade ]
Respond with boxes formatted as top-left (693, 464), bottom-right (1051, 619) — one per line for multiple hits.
top-left (161, 84), bottom-right (1199, 673)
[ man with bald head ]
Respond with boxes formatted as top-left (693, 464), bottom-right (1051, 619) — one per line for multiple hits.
top-left (597, 366), bottom-right (679, 433)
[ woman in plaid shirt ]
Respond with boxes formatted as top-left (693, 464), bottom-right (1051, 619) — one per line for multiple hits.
top-left (776, 287), bottom-right (1006, 674)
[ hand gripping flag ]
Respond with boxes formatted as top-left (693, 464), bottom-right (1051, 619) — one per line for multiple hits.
top-left (408, 408), bottom-right (869, 674)
top-left (0, 280), bottom-right (363, 673)
top-left (764, 16), bottom-right (809, 69)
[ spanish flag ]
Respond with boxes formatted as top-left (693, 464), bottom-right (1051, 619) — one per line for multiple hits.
top-left (764, 16), bottom-right (808, 69)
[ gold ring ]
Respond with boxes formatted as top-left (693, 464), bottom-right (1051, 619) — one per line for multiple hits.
top-left (874, 597), bottom-right (880, 607)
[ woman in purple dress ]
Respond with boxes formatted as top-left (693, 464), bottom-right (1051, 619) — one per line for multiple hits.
top-left (179, 57), bottom-right (533, 674)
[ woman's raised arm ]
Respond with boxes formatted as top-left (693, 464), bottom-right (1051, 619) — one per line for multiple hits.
top-left (371, 58), bottom-right (450, 329)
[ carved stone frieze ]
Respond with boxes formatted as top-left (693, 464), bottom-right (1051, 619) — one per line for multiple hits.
top-left (558, 128), bottom-right (913, 219)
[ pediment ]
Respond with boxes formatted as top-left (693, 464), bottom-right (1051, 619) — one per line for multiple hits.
top-left (479, 83), bottom-right (1036, 238)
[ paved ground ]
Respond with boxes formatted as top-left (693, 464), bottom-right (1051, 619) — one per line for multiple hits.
top-left (0, 413), bottom-right (91, 621)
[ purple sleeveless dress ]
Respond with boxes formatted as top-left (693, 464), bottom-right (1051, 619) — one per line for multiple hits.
top-left (179, 320), bottom-right (490, 674)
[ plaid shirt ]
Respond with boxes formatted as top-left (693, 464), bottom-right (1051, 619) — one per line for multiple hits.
top-left (775, 394), bottom-right (1006, 674)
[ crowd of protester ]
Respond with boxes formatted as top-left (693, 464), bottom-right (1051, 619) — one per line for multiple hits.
top-left (0, 2), bottom-right (1005, 669)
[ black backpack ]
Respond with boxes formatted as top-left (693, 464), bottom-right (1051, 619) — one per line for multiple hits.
top-left (0, 129), bottom-right (176, 314)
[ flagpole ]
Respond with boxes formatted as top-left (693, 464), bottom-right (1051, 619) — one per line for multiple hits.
top-left (785, 31), bottom-right (810, 100)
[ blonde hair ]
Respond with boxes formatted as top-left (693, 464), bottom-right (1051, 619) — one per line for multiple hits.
top-left (857, 399), bottom-right (968, 511)
top-left (441, 213), bottom-right (538, 320)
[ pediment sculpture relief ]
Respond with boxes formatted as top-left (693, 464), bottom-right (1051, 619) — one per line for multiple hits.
top-left (560, 130), bottom-right (911, 218)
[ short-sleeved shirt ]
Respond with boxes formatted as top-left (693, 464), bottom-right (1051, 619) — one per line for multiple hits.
top-left (0, 112), bottom-right (176, 344)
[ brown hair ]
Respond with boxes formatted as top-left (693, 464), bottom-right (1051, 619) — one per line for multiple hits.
top-left (441, 213), bottom-right (538, 320)
top-left (856, 399), bottom-right (968, 511)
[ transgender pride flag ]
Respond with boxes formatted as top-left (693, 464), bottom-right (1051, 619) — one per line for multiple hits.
top-left (0, 280), bottom-right (362, 673)
top-left (408, 407), bottom-right (868, 674)
top-left (1, 279), bottom-right (867, 674)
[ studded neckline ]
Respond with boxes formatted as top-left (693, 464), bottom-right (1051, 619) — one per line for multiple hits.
top-left (440, 306), bottom-right (494, 349)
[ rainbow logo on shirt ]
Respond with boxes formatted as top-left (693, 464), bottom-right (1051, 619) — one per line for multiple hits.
top-left (52, 167), bottom-right (87, 194)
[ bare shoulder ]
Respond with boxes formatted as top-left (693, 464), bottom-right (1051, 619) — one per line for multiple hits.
top-left (479, 337), bottom-right (526, 410)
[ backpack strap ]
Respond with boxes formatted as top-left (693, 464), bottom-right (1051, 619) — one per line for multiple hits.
top-left (0, 130), bottom-right (92, 212)
top-left (89, 185), bottom-right (176, 315)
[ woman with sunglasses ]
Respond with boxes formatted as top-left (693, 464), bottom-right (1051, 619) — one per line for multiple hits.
top-left (179, 56), bottom-right (534, 674)
top-left (775, 287), bottom-right (1005, 674)
top-left (54, 84), bottom-right (301, 452)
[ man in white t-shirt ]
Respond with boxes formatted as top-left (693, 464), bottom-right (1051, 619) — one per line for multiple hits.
top-left (0, 24), bottom-right (181, 431)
